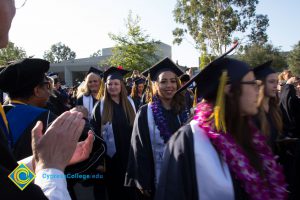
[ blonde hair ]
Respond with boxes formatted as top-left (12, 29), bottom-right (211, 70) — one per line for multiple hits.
top-left (77, 73), bottom-right (101, 99)
top-left (102, 80), bottom-right (136, 126)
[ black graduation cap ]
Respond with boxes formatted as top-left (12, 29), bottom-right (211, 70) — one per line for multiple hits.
top-left (0, 58), bottom-right (50, 94)
top-left (177, 43), bottom-right (250, 100)
top-left (133, 77), bottom-right (146, 85)
top-left (103, 66), bottom-right (130, 82)
top-left (87, 67), bottom-right (103, 77)
top-left (179, 74), bottom-right (190, 83)
top-left (142, 57), bottom-right (184, 81)
top-left (253, 60), bottom-right (275, 80)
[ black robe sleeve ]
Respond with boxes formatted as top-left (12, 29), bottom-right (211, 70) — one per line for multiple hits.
top-left (154, 124), bottom-right (198, 200)
top-left (76, 95), bottom-right (84, 106)
top-left (155, 125), bottom-right (250, 200)
top-left (280, 84), bottom-right (300, 137)
top-left (90, 101), bottom-right (102, 137)
top-left (125, 104), bottom-right (156, 192)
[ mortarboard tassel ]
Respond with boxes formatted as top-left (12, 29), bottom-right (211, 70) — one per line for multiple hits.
top-left (213, 70), bottom-right (228, 133)
top-left (193, 88), bottom-right (198, 107)
top-left (0, 103), bottom-right (8, 132)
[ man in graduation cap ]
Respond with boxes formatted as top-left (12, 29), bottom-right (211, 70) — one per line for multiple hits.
top-left (76, 66), bottom-right (103, 120)
top-left (0, 1), bottom-right (96, 199)
top-left (155, 46), bottom-right (287, 200)
top-left (91, 66), bottom-right (136, 200)
top-left (125, 57), bottom-right (189, 199)
top-left (0, 58), bottom-right (59, 160)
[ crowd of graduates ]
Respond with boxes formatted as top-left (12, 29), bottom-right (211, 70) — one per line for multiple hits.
top-left (1, 1), bottom-right (300, 200)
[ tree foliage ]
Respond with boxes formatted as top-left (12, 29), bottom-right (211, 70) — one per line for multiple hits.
top-left (43, 42), bottom-right (76, 63)
top-left (0, 41), bottom-right (27, 65)
top-left (90, 49), bottom-right (102, 57)
top-left (173, 0), bottom-right (268, 56)
top-left (248, 14), bottom-right (269, 45)
top-left (287, 41), bottom-right (300, 76)
top-left (103, 11), bottom-right (161, 72)
top-left (237, 43), bottom-right (287, 71)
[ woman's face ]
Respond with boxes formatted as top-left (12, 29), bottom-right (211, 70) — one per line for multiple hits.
top-left (87, 73), bottom-right (100, 93)
top-left (137, 83), bottom-right (144, 94)
top-left (264, 73), bottom-right (278, 98)
top-left (239, 71), bottom-right (259, 116)
top-left (155, 71), bottom-right (178, 101)
top-left (106, 79), bottom-right (121, 97)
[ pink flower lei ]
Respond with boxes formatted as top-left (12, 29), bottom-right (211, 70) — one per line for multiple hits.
top-left (194, 102), bottom-right (288, 200)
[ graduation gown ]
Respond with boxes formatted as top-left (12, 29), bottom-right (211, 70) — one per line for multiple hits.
top-left (47, 89), bottom-right (69, 116)
top-left (280, 84), bottom-right (300, 138)
top-left (155, 120), bottom-right (249, 200)
top-left (91, 97), bottom-right (136, 200)
top-left (125, 103), bottom-right (182, 196)
top-left (4, 103), bottom-right (56, 160)
top-left (132, 96), bottom-right (142, 111)
top-left (0, 128), bottom-right (48, 200)
top-left (76, 94), bottom-right (98, 120)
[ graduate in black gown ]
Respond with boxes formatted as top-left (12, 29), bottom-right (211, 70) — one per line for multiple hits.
top-left (253, 61), bottom-right (283, 153)
top-left (278, 75), bottom-right (300, 200)
top-left (76, 67), bottom-right (103, 120)
top-left (125, 57), bottom-right (188, 199)
top-left (91, 66), bottom-right (136, 200)
top-left (155, 45), bottom-right (288, 200)
top-left (130, 78), bottom-right (146, 110)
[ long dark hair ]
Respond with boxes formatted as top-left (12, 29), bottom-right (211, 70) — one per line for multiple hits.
top-left (224, 82), bottom-right (264, 176)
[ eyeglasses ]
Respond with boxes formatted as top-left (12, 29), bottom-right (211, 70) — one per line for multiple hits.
top-left (13, 0), bottom-right (27, 9)
top-left (40, 81), bottom-right (52, 90)
top-left (240, 80), bottom-right (262, 89)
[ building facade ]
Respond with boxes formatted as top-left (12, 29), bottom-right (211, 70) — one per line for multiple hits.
top-left (49, 42), bottom-right (172, 86)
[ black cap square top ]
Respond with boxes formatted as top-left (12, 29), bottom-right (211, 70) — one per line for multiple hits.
top-left (103, 66), bottom-right (130, 82)
top-left (0, 58), bottom-right (50, 93)
top-left (142, 57), bottom-right (184, 81)
top-left (87, 67), bottom-right (103, 78)
top-left (176, 43), bottom-right (251, 100)
top-left (253, 60), bottom-right (275, 80)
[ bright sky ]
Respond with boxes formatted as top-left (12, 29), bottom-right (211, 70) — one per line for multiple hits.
top-left (9, 0), bottom-right (300, 67)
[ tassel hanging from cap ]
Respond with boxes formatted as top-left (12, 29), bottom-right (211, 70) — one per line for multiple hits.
top-left (96, 78), bottom-right (105, 100)
top-left (213, 70), bottom-right (228, 133)
top-left (193, 88), bottom-right (198, 107)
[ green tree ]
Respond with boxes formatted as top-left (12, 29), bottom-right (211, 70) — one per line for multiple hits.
top-left (173, 0), bottom-right (267, 56)
top-left (287, 41), bottom-right (300, 76)
top-left (237, 43), bottom-right (287, 71)
top-left (90, 49), bottom-right (102, 57)
top-left (248, 14), bottom-right (269, 46)
top-left (0, 41), bottom-right (27, 65)
top-left (104, 11), bottom-right (161, 71)
top-left (43, 42), bottom-right (76, 63)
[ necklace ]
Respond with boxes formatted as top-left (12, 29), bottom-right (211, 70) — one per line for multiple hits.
top-left (151, 95), bottom-right (172, 143)
top-left (194, 102), bottom-right (287, 200)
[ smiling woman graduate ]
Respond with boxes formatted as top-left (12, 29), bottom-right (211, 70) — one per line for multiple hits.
top-left (125, 57), bottom-right (188, 199)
